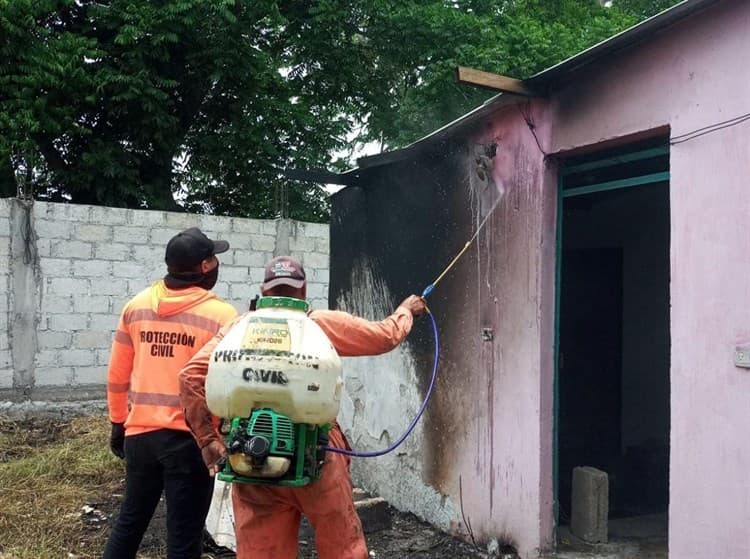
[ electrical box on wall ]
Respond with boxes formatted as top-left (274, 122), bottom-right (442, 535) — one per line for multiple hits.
top-left (734, 347), bottom-right (750, 368)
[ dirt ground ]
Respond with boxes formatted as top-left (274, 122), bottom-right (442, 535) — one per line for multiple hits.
top-left (100, 477), bottom-right (498, 559)
top-left (0, 415), bottom-right (514, 559)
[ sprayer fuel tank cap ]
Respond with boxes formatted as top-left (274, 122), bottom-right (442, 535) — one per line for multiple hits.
top-left (245, 436), bottom-right (271, 459)
top-left (255, 296), bottom-right (309, 313)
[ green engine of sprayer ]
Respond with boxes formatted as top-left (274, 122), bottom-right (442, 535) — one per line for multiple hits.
top-left (218, 408), bottom-right (330, 487)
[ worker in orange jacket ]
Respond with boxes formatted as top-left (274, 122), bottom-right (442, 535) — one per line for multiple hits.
top-left (104, 227), bottom-right (237, 559)
top-left (180, 255), bottom-right (426, 559)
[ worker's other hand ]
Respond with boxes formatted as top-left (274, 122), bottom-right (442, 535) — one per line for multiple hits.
top-left (109, 422), bottom-right (125, 459)
top-left (399, 295), bottom-right (427, 317)
top-left (201, 440), bottom-right (227, 476)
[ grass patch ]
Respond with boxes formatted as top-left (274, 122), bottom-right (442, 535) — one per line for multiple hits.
top-left (0, 415), bottom-right (124, 559)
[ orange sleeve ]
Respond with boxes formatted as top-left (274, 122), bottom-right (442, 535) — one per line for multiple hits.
top-left (179, 314), bottom-right (244, 448)
top-left (107, 310), bottom-right (134, 424)
top-left (310, 307), bottom-right (414, 357)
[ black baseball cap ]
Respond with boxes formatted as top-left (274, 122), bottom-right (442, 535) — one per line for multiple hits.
top-left (261, 256), bottom-right (306, 290)
top-left (165, 227), bottom-right (229, 272)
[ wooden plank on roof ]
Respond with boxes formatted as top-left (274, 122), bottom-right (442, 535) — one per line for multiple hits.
top-left (455, 66), bottom-right (537, 97)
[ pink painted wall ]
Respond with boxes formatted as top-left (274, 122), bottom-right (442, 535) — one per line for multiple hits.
top-left (442, 102), bottom-right (555, 558)
top-left (548, 0), bottom-right (750, 556)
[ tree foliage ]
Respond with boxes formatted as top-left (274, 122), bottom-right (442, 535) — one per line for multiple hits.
top-left (0, 0), bottom-right (672, 221)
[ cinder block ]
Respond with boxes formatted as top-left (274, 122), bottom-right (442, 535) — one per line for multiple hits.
top-left (41, 295), bottom-right (72, 314)
top-left (570, 466), bottom-right (608, 543)
top-left (151, 228), bottom-right (181, 246)
top-left (93, 279), bottom-right (129, 296)
top-left (165, 212), bottom-right (199, 229)
top-left (90, 206), bottom-right (128, 225)
top-left (308, 298), bottom-right (328, 311)
top-left (0, 366), bottom-right (12, 388)
top-left (306, 283), bottom-right (328, 300)
top-left (0, 349), bottom-right (11, 369)
top-left (303, 252), bottom-right (329, 269)
top-left (73, 366), bottom-right (107, 385)
top-left (48, 277), bottom-right (90, 296)
top-left (315, 238), bottom-right (330, 253)
top-left (73, 260), bottom-right (112, 277)
top-left (94, 243), bottom-right (131, 260)
top-left (130, 209), bottom-right (166, 227)
top-left (38, 331), bottom-right (73, 349)
top-left (40, 257), bottom-right (72, 276)
top-left (59, 349), bottom-right (95, 367)
top-left (289, 235), bottom-right (316, 251)
top-left (90, 314), bottom-right (118, 332)
top-left (219, 233), bottom-right (253, 252)
top-left (111, 262), bottom-right (147, 279)
top-left (232, 218), bottom-right (261, 234)
top-left (355, 497), bottom-right (392, 533)
top-left (50, 203), bottom-right (90, 222)
top-left (305, 223), bottom-right (328, 237)
top-left (73, 295), bottom-right (111, 313)
top-left (219, 266), bottom-right (251, 283)
top-left (51, 240), bottom-right (92, 259)
top-left (35, 219), bottom-right (73, 239)
top-left (35, 238), bottom-right (51, 257)
top-left (311, 267), bottom-right (330, 283)
top-left (49, 313), bottom-right (88, 331)
top-left (261, 220), bottom-right (277, 236)
top-left (233, 250), bottom-right (269, 268)
top-left (200, 214), bottom-right (232, 233)
top-left (229, 282), bottom-right (258, 302)
top-left (73, 331), bottom-right (112, 350)
top-left (34, 366), bottom-right (74, 386)
top-left (76, 224), bottom-right (112, 242)
top-left (251, 235), bottom-right (276, 252)
top-left (132, 245), bottom-right (163, 264)
top-left (113, 225), bottom-right (150, 244)
top-left (36, 349), bottom-right (60, 367)
top-left (96, 349), bottom-right (112, 366)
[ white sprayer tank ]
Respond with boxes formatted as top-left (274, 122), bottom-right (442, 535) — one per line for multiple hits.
top-left (205, 297), bottom-right (343, 425)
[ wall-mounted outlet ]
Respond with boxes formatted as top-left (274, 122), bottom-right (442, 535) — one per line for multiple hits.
top-left (734, 347), bottom-right (750, 368)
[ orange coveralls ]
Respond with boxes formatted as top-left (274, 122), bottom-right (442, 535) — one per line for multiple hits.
top-left (180, 305), bottom-right (415, 559)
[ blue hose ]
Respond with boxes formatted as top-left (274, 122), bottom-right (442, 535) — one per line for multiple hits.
top-left (323, 309), bottom-right (440, 457)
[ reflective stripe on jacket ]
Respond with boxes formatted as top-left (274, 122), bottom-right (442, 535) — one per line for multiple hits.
top-left (108, 280), bottom-right (237, 436)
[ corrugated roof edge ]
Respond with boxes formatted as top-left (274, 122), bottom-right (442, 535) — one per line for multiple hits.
top-left (355, 0), bottom-right (720, 171)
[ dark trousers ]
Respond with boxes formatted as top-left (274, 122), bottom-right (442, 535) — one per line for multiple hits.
top-left (103, 429), bottom-right (213, 559)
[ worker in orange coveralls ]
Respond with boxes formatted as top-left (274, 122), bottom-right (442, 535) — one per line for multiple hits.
top-left (179, 255), bottom-right (426, 559)
top-left (104, 227), bottom-right (237, 559)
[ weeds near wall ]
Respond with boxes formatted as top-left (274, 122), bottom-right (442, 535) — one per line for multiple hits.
top-left (0, 415), bottom-right (123, 559)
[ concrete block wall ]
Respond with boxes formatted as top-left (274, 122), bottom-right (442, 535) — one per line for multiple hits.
top-left (0, 198), bottom-right (329, 400)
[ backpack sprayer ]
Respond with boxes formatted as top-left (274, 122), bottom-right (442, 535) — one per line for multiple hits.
top-left (204, 197), bottom-right (501, 487)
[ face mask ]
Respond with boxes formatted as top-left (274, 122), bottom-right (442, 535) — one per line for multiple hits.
top-left (198, 263), bottom-right (219, 290)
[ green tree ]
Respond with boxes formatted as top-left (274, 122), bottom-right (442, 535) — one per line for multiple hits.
top-left (0, 1), bottom-right (659, 221)
top-left (612, 0), bottom-right (683, 18)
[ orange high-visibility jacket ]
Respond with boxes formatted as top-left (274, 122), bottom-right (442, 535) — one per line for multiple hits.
top-left (179, 306), bottom-right (414, 449)
top-left (108, 280), bottom-right (237, 436)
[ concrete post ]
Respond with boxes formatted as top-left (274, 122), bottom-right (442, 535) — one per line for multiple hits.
top-left (9, 199), bottom-right (41, 396)
top-left (570, 465), bottom-right (609, 543)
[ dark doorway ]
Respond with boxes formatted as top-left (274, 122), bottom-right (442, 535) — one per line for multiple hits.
top-left (556, 139), bottom-right (670, 546)
top-left (558, 247), bottom-right (623, 517)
